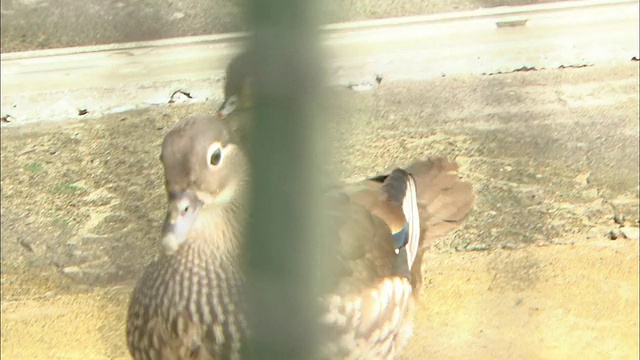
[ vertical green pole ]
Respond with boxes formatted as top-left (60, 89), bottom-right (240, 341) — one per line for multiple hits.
top-left (242, 0), bottom-right (327, 359)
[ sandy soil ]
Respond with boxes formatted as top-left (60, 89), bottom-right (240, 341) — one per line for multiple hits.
top-left (2, 239), bottom-right (637, 359)
top-left (1, 62), bottom-right (639, 359)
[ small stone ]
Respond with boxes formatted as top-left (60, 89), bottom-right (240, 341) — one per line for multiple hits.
top-left (608, 230), bottom-right (622, 240)
top-left (19, 237), bottom-right (34, 252)
top-left (62, 266), bottom-right (81, 274)
top-left (613, 213), bottom-right (625, 226)
top-left (496, 19), bottom-right (528, 28)
top-left (170, 12), bottom-right (185, 20)
top-left (620, 227), bottom-right (639, 240)
top-left (574, 171), bottom-right (590, 187)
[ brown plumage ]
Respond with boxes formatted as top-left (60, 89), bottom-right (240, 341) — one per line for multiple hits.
top-left (127, 116), bottom-right (249, 360)
top-left (216, 51), bottom-right (254, 146)
top-left (217, 51), bottom-right (253, 120)
top-left (126, 115), bottom-right (474, 359)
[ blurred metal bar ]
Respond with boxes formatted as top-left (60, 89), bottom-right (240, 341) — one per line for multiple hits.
top-left (242, 0), bottom-right (327, 359)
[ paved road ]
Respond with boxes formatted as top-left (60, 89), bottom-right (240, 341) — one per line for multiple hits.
top-left (2, 0), bottom-right (637, 126)
top-left (0, 0), bottom-right (567, 53)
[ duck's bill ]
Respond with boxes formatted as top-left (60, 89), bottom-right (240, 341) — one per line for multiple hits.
top-left (161, 191), bottom-right (203, 254)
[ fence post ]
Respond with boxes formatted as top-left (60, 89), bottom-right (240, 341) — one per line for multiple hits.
top-left (242, 0), bottom-right (328, 358)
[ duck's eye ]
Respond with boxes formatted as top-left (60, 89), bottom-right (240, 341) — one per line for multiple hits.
top-left (207, 143), bottom-right (223, 168)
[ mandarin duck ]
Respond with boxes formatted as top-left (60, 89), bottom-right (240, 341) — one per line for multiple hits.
top-left (126, 115), bottom-right (474, 359)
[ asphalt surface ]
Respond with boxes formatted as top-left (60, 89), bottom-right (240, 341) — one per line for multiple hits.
top-left (1, 0), bottom-right (564, 53)
top-left (3, 0), bottom-right (637, 126)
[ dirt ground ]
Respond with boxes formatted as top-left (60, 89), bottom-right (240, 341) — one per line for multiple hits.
top-left (1, 61), bottom-right (639, 359)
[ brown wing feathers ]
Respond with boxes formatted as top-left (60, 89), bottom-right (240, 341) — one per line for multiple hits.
top-left (406, 158), bottom-right (475, 246)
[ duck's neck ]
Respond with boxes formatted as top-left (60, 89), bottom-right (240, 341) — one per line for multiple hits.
top-left (163, 197), bottom-right (247, 308)
top-left (159, 200), bottom-right (248, 344)
top-left (187, 197), bottom-right (247, 262)
top-left (169, 176), bottom-right (250, 281)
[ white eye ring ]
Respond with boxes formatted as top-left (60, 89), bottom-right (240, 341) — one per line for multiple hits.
top-left (206, 142), bottom-right (224, 168)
